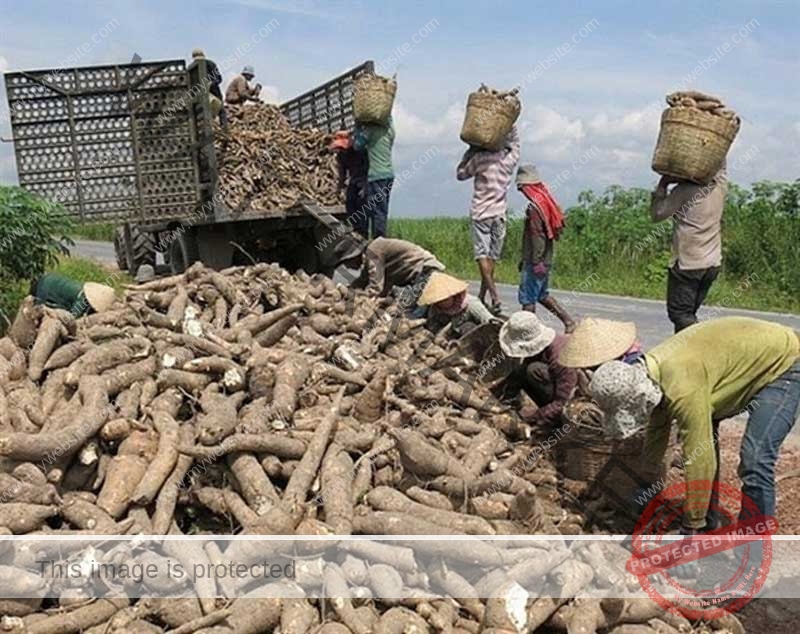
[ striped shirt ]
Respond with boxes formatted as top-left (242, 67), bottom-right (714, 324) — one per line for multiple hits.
top-left (456, 126), bottom-right (521, 221)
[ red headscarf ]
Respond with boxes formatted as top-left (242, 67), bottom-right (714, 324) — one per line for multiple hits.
top-left (520, 183), bottom-right (565, 240)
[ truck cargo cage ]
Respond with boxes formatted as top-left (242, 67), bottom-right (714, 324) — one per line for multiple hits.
top-left (4, 60), bottom-right (200, 223)
top-left (280, 61), bottom-right (375, 133)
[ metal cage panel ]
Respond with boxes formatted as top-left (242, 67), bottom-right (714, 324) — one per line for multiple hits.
top-left (280, 61), bottom-right (375, 133)
top-left (5, 60), bottom-right (200, 223)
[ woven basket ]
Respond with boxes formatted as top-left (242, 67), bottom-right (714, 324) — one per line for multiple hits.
top-left (460, 90), bottom-right (521, 151)
top-left (555, 405), bottom-right (663, 498)
top-left (353, 74), bottom-right (396, 125)
top-left (652, 106), bottom-right (740, 184)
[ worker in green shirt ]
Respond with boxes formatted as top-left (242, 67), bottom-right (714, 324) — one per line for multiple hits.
top-left (31, 273), bottom-right (116, 316)
top-left (589, 316), bottom-right (800, 533)
top-left (353, 116), bottom-right (395, 239)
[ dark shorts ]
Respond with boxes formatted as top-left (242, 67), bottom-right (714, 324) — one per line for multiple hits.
top-left (518, 262), bottom-right (550, 306)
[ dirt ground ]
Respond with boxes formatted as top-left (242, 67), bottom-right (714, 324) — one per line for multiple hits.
top-left (717, 419), bottom-right (800, 535)
top-left (717, 422), bottom-right (800, 630)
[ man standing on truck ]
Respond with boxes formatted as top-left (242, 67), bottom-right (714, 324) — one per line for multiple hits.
top-left (457, 125), bottom-right (521, 316)
top-left (330, 131), bottom-right (369, 238)
top-left (226, 65), bottom-right (262, 105)
top-left (192, 48), bottom-right (227, 126)
top-left (650, 163), bottom-right (727, 333)
top-left (353, 117), bottom-right (395, 239)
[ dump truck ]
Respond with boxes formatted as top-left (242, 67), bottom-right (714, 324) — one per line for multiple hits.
top-left (4, 58), bottom-right (373, 275)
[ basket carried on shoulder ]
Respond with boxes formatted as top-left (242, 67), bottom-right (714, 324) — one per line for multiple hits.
top-left (353, 74), bottom-right (397, 125)
top-left (652, 102), bottom-right (740, 185)
top-left (460, 86), bottom-right (521, 151)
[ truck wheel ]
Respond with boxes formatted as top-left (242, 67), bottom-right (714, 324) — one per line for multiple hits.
top-left (169, 233), bottom-right (200, 274)
top-left (115, 225), bottom-right (156, 274)
top-left (113, 227), bottom-right (128, 271)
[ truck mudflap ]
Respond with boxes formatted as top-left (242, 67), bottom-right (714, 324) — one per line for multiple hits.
top-left (297, 198), bottom-right (356, 275)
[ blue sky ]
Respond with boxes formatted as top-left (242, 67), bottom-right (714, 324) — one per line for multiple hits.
top-left (1, 0), bottom-right (797, 216)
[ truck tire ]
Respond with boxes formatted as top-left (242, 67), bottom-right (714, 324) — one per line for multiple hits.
top-left (114, 225), bottom-right (156, 274)
top-left (169, 232), bottom-right (200, 275)
top-left (113, 227), bottom-right (128, 271)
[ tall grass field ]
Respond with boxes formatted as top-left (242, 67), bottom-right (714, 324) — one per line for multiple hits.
top-left (391, 181), bottom-right (800, 314)
top-left (68, 181), bottom-right (800, 314)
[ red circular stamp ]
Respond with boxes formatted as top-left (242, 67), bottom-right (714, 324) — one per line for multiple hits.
top-left (625, 479), bottom-right (777, 619)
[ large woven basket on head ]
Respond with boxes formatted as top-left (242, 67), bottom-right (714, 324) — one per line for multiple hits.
top-left (652, 106), bottom-right (741, 184)
top-left (460, 87), bottom-right (521, 151)
top-left (555, 401), bottom-right (664, 498)
top-left (353, 74), bottom-right (397, 125)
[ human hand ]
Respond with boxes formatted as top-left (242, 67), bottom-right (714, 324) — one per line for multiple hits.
top-left (532, 262), bottom-right (549, 279)
top-left (657, 175), bottom-right (678, 190)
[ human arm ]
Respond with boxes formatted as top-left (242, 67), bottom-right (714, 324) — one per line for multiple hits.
top-left (662, 393), bottom-right (717, 529)
top-left (527, 206), bottom-right (548, 266)
top-left (501, 125), bottom-right (521, 169)
top-left (361, 248), bottom-right (384, 296)
top-left (651, 179), bottom-right (698, 222)
top-left (464, 296), bottom-right (494, 325)
top-left (456, 148), bottom-right (479, 181)
top-left (206, 61), bottom-right (222, 85)
top-left (70, 294), bottom-right (91, 317)
top-left (246, 82), bottom-right (262, 101)
top-left (530, 359), bottom-right (578, 426)
top-left (352, 125), bottom-right (370, 152)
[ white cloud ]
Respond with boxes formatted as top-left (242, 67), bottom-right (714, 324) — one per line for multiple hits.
top-left (260, 84), bottom-right (281, 104)
top-left (392, 101), bottom-right (463, 145)
top-left (587, 108), bottom-right (659, 140)
top-left (519, 106), bottom-right (585, 161)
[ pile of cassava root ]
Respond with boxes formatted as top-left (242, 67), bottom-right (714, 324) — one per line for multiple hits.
top-left (213, 103), bottom-right (341, 212)
top-left (0, 262), bottom-right (746, 634)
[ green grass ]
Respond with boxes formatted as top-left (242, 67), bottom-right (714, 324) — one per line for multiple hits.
top-left (64, 180), bottom-right (800, 316)
top-left (54, 256), bottom-right (131, 290)
top-left (389, 216), bottom-right (800, 315)
top-left (69, 222), bottom-right (115, 242)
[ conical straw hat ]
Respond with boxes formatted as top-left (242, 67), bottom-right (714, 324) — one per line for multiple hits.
top-left (558, 318), bottom-right (637, 368)
top-left (83, 283), bottom-right (116, 313)
top-left (418, 272), bottom-right (468, 306)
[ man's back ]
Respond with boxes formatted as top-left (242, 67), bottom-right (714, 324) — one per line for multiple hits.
top-left (646, 316), bottom-right (799, 419)
top-left (225, 75), bottom-right (248, 103)
top-left (362, 237), bottom-right (444, 294)
top-left (357, 120), bottom-right (395, 182)
top-left (652, 179), bottom-right (726, 270)
top-left (456, 127), bottom-right (521, 221)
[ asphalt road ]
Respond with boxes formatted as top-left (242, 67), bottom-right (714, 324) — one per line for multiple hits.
top-left (72, 239), bottom-right (800, 349)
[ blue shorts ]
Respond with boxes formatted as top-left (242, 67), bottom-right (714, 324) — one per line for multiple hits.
top-left (518, 262), bottom-right (551, 306)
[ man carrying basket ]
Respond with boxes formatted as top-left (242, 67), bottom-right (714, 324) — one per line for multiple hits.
top-left (457, 125), bottom-right (520, 315)
top-left (651, 163), bottom-right (728, 333)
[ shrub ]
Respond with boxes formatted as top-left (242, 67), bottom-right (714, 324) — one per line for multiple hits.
top-left (0, 186), bottom-right (75, 331)
top-left (0, 186), bottom-right (74, 279)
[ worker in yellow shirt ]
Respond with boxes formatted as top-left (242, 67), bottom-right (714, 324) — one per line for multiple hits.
top-left (589, 316), bottom-right (800, 533)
